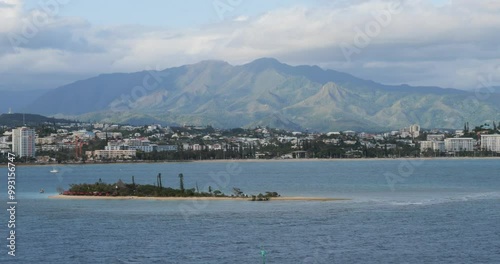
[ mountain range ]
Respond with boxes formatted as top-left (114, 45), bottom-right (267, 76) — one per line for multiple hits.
top-left (18, 58), bottom-right (500, 132)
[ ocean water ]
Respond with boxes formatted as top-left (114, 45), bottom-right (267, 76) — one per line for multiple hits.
top-left (2, 159), bottom-right (500, 263)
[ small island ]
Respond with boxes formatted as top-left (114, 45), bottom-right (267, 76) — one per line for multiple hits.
top-left (53, 173), bottom-right (347, 202)
top-left (59, 173), bottom-right (281, 201)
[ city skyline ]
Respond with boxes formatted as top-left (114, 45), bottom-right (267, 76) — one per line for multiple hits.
top-left (2, 120), bottom-right (499, 163)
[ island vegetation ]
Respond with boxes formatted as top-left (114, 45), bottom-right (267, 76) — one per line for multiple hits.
top-left (62, 173), bottom-right (280, 201)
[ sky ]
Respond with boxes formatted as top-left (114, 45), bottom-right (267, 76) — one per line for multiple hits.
top-left (1, 0), bottom-right (500, 91)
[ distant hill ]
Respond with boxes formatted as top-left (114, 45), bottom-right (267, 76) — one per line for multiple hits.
top-left (0, 113), bottom-right (74, 127)
top-left (25, 58), bottom-right (500, 131)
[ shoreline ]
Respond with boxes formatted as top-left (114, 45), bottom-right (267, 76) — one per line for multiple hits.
top-left (2, 156), bottom-right (500, 167)
top-left (48, 195), bottom-right (349, 202)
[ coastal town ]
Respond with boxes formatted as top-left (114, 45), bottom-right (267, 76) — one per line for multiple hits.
top-left (1, 114), bottom-right (499, 163)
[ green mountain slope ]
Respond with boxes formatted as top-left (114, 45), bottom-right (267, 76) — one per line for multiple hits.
top-left (26, 58), bottom-right (500, 131)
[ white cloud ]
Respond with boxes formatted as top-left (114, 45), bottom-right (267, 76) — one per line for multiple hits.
top-left (1, 0), bottom-right (500, 90)
top-left (0, 0), bottom-right (22, 33)
top-left (233, 15), bottom-right (249, 22)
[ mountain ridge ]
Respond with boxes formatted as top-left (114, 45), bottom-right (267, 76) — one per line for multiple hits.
top-left (24, 58), bottom-right (500, 131)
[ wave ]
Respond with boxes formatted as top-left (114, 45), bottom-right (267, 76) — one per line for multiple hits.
top-left (349, 191), bottom-right (500, 207)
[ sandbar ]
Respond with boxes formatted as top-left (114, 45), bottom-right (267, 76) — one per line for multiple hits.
top-left (48, 195), bottom-right (349, 202)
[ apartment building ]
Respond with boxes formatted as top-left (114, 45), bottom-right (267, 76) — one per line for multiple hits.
top-left (444, 138), bottom-right (475, 152)
top-left (480, 134), bottom-right (500, 152)
top-left (12, 127), bottom-right (36, 158)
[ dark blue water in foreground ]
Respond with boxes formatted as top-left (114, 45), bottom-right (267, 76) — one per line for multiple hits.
top-left (2, 159), bottom-right (500, 263)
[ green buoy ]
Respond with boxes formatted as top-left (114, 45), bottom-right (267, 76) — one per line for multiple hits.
top-left (261, 248), bottom-right (267, 264)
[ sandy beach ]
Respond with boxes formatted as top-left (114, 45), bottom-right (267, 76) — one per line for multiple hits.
top-left (48, 195), bottom-right (349, 202)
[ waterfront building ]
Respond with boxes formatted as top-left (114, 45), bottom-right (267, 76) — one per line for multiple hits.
top-left (480, 134), bottom-right (500, 153)
top-left (420, 140), bottom-right (445, 153)
top-left (444, 138), bottom-right (475, 152)
top-left (86, 149), bottom-right (137, 160)
top-left (156, 145), bottom-right (178, 152)
top-left (12, 127), bottom-right (36, 158)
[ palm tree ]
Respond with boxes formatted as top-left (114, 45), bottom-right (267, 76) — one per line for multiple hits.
top-left (178, 173), bottom-right (184, 193)
top-left (232, 187), bottom-right (243, 197)
top-left (157, 173), bottom-right (162, 189)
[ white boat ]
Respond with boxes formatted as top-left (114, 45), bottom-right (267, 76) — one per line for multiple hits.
top-left (50, 169), bottom-right (59, 173)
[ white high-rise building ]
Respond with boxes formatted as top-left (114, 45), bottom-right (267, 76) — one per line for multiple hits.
top-left (481, 134), bottom-right (500, 153)
top-left (444, 138), bottom-right (475, 152)
top-left (400, 124), bottom-right (420, 138)
top-left (12, 127), bottom-right (36, 158)
top-left (409, 124), bottom-right (420, 138)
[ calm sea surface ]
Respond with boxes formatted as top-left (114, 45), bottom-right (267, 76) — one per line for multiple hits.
top-left (2, 159), bottom-right (500, 263)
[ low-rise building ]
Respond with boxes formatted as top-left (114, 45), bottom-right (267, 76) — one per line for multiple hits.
top-left (420, 140), bottom-right (445, 153)
top-left (444, 138), bottom-right (475, 152)
top-left (343, 130), bottom-right (356, 136)
top-left (86, 149), bottom-right (136, 160)
top-left (36, 137), bottom-right (56, 145)
top-left (1, 136), bottom-right (10, 143)
top-left (192, 144), bottom-right (203, 151)
top-left (427, 134), bottom-right (445, 141)
top-left (157, 145), bottom-right (178, 152)
top-left (39, 145), bottom-right (60, 152)
top-left (130, 145), bottom-right (156, 153)
top-left (455, 130), bottom-right (465, 137)
top-left (326, 132), bottom-right (341, 137)
top-left (480, 134), bottom-right (500, 152)
top-left (95, 132), bottom-right (122, 139)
